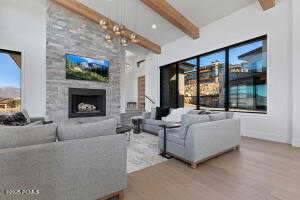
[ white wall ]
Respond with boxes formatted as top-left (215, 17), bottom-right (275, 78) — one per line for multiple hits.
top-left (0, 0), bottom-right (47, 118)
top-left (292, 0), bottom-right (300, 147)
top-left (120, 54), bottom-right (147, 112)
top-left (145, 54), bottom-right (160, 111)
top-left (147, 0), bottom-right (294, 144)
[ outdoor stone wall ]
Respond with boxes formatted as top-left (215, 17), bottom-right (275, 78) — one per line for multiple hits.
top-left (46, 2), bottom-right (124, 122)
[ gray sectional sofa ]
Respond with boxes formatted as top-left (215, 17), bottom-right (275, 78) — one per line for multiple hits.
top-left (158, 112), bottom-right (241, 168)
top-left (0, 119), bottom-right (127, 200)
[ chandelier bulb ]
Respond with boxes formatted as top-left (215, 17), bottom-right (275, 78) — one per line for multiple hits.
top-left (105, 33), bottom-right (113, 42)
top-left (99, 19), bottom-right (108, 30)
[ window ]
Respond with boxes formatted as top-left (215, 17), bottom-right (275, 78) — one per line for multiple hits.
top-left (199, 51), bottom-right (225, 111)
top-left (229, 39), bottom-right (267, 112)
top-left (178, 59), bottom-right (198, 109)
top-left (0, 50), bottom-right (21, 113)
top-left (160, 35), bottom-right (267, 113)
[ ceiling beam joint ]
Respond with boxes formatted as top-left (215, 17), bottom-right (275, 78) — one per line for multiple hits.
top-left (257, 0), bottom-right (276, 11)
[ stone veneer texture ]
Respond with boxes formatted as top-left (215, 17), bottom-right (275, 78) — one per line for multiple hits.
top-left (46, 2), bottom-right (124, 122)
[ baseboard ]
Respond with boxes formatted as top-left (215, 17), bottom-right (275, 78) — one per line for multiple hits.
top-left (292, 138), bottom-right (300, 147)
top-left (242, 129), bottom-right (289, 144)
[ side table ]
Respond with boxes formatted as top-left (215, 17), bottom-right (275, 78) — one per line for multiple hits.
top-left (131, 116), bottom-right (143, 134)
top-left (158, 122), bottom-right (181, 159)
top-left (116, 125), bottom-right (133, 141)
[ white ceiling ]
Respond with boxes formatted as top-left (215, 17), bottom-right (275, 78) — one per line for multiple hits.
top-left (78, 0), bottom-right (256, 46)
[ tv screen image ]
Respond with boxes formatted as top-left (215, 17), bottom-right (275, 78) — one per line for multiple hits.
top-left (65, 54), bottom-right (109, 82)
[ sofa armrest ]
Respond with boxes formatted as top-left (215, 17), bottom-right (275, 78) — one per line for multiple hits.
top-left (185, 119), bottom-right (241, 162)
top-left (0, 134), bottom-right (127, 200)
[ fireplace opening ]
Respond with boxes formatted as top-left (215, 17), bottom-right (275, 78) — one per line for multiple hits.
top-left (69, 88), bottom-right (106, 118)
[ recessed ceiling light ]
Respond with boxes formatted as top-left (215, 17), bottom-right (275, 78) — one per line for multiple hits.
top-left (152, 24), bottom-right (157, 29)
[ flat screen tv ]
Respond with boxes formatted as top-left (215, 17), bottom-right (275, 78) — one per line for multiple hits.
top-left (65, 54), bottom-right (109, 82)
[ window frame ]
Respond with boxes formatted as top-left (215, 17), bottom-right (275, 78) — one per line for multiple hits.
top-left (159, 35), bottom-right (267, 114)
top-left (0, 48), bottom-right (22, 113)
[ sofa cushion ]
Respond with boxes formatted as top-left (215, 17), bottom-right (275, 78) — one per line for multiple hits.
top-left (179, 114), bottom-right (210, 139)
top-left (0, 124), bottom-right (57, 149)
top-left (209, 112), bottom-right (227, 121)
top-left (226, 112), bottom-right (234, 119)
top-left (188, 110), bottom-right (201, 114)
top-left (57, 118), bottom-right (117, 141)
top-left (198, 110), bottom-right (212, 115)
top-left (159, 128), bottom-right (185, 146)
top-left (163, 108), bottom-right (193, 123)
top-left (143, 119), bottom-right (165, 126)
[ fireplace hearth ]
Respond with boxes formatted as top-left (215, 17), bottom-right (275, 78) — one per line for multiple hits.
top-left (69, 88), bottom-right (106, 118)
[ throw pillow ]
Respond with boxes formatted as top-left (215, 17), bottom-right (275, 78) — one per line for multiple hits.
top-left (209, 112), bottom-right (227, 121)
top-left (0, 115), bottom-right (6, 125)
top-left (57, 118), bottom-right (117, 141)
top-left (155, 107), bottom-right (170, 120)
top-left (0, 124), bottom-right (57, 149)
top-left (21, 109), bottom-right (31, 124)
top-left (163, 107), bottom-right (193, 123)
top-left (179, 114), bottom-right (210, 139)
top-left (2, 112), bottom-right (29, 126)
top-left (198, 110), bottom-right (212, 115)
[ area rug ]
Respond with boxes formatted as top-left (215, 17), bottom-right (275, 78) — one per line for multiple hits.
top-left (127, 132), bottom-right (167, 173)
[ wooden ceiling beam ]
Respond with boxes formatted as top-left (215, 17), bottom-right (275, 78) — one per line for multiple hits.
top-left (139, 0), bottom-right (199, 40)
top-left (257, 0), bottom-right (276, 11)
top-left (51, 0), bottom-right (161, 54)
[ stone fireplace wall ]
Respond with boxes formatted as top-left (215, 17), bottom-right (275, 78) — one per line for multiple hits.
top-left (46, 2), bottom-right (123, 122)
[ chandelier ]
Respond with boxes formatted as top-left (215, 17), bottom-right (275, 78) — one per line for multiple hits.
top-left (99, 0), bottom-right (139, 47)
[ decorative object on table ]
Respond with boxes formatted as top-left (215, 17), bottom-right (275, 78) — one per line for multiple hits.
top-left (131, 116), bottom-right (143, 134)
top-left (116, 125), bottom-right (133, 141)
top-left (155, 107), bottom-right (170, 120)
top-left (159, 122), bottom-right (181, 159)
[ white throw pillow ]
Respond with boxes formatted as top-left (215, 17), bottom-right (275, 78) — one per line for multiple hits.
top-left (163, 108), bottom-right (193, 123)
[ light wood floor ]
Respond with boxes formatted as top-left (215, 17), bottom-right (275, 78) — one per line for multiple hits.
top-left (124, 137), bottom-right (300, 200)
